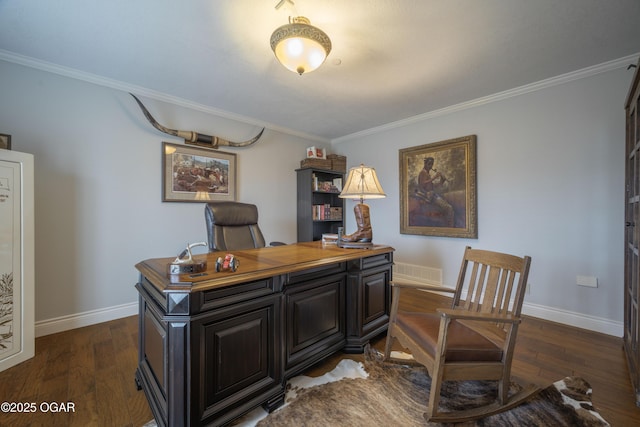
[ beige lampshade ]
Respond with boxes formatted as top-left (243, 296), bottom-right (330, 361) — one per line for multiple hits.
top-left (339, 164), bottom-right (386, 203)
top-left (270, 16), bottom-right (332, 75)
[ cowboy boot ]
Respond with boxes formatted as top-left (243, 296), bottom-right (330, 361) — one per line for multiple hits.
top-left (341, 203), bottom-right (372, 242)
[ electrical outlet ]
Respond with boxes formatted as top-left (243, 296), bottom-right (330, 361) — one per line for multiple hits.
top-left (576, 275), bottom-right (598, 288)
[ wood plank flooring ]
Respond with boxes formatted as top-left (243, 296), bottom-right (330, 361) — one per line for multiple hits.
top-left (0, 290), bottom-right (638, 426)
top-left (0, 317), bottom-right (151, 427)
top-left (370, 290), bottom-right (640, 426)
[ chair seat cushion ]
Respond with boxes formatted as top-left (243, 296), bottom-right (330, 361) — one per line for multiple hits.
top-left (396, 311), bottom-right (503, 362)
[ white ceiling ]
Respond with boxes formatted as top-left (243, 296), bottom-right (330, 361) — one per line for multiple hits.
top-left (1, 0), bottom-right (639, 142)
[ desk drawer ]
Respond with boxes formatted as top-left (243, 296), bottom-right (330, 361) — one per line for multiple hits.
top-left (198, 278), bottom-right (277, 312)
top-left (286, 262), bottom-right (346, 285)
top-left (348, 252), bottom-right (393, 270)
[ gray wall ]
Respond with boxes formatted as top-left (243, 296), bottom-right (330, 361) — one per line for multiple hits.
top-left (0, 59), bottom-right (322, 325)
top-left (0, 56), bottom-right (633, 336)
top-left (334, 64), bottom-right (633, 334)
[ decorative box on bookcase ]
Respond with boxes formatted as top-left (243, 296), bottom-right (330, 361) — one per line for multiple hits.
top-left (296, 168), bottom-right (344, 242)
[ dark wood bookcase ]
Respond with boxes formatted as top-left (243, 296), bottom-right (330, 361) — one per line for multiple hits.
top-left (624, 57), bottom-right (640, 407)
top-left (296, 168), bottom-right (345, 241)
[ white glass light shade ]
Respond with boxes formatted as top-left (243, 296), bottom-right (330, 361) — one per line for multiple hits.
top-left (339, 164), bottom-right (386, 203)
top-left (270, 16), bottom-right (331, 75)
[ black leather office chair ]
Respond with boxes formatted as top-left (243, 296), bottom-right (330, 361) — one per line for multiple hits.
top-left (204, 202), bottom-right (283, 251)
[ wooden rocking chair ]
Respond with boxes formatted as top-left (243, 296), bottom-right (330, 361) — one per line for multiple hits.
top-left (384, 246), bottom-right (539, 423)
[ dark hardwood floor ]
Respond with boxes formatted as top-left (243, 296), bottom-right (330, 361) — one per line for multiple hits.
top-left (317, 289), bottom-right (640, 426)
top-left (0, 290), bottom-right (638, 426)
top-left (0, 316), bottom-right (151, 427)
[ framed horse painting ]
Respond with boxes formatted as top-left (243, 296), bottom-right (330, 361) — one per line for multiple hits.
top-left (162, 142), bottom-right (237, 202)
top-left (399, 135), bottom-right (477, 238)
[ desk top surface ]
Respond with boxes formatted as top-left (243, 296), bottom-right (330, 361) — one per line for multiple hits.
top-left (136, 241), bottom-right (394, 293)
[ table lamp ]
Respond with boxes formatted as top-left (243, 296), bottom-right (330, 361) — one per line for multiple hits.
top-left (338, 164), bottom-right (386, 248)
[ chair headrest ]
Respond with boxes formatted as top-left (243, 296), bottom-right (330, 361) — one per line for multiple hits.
top-left (205, 202), bottom-right (259, 226)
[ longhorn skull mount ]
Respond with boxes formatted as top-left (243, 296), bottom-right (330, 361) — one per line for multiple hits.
top-left (130, 93), bottom-right (264, 149)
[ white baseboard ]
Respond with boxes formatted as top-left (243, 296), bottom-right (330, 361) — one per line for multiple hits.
top-left (34, 284), bottom-right (625, 339)
top-left (392, 263), bottom-right (623, 337)
top-left (35, 302), bottom-right (138, 337)
top-left (522, 301), bottom-right (622, 337)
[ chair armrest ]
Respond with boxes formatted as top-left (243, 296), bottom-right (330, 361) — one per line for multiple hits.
top-left (391, 281), bottom-right (456, 293)
top-left (436, 308), bottom-right (521, 324)
top-left (269, 241), bottom-right (287, 246)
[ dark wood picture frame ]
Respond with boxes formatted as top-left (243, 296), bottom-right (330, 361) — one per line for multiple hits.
top-left (162, 142), bottom-right (236, 202)
top-left (0, 134), bottom-right (11, 150)
top-left (399, 135), bottom-right (477, 238)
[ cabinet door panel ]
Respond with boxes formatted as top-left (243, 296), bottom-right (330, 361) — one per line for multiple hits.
top-left (290, 288), bottom-right (340, 347)
top-left (363, 270), bottom-right (389, 323)
top-left (192, 294), bottom-right (282, 421)
top-left (345, 262), bottom-right (392, 353)
top-left (213, 316), bottom-right (266, 393)
top-left (143, 306), bottom-right (166, 391)
top-left (285, 275), bottom-right (345, 371)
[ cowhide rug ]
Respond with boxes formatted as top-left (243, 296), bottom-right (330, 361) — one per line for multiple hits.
top-left (249, 348), bottom-right (609, 427)
top-left (146, 349), bottom-right (610, 427)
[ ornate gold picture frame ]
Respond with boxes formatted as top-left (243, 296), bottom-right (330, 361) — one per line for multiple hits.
top-left (399, 135), bottom-right (477, 238)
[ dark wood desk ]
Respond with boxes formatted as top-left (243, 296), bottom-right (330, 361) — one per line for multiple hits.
top-left (135, 241), bottom-right (394, 426)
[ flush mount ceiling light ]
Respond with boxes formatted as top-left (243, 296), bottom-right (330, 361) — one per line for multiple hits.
top-left (270, 16), bottom-right (332, 75)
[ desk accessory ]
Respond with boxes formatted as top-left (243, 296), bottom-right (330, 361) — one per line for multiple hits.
top-left (167, 242), bottom-right (207, 275)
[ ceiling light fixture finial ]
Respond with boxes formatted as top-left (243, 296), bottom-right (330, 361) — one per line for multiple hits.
top-left (270, 15), bottom-right (332, 75)
top-left (274, 0), bottom-right (295, 10)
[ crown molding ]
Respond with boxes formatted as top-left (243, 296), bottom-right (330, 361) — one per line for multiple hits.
top-left (0, 49), bottom-right (329, 144)
top-left (1, 49), bottom-right (636, 146)
top-left (333, 53), bottom-right (640, 144)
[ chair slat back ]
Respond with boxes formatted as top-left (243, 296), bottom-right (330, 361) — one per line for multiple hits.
top-left (452, 246), bottom-right (531, 337)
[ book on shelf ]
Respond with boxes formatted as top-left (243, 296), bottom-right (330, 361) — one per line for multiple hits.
top-left (312, 205), bottom-right (342, 220)
top-left (312, 204), bottom-right (329, 220)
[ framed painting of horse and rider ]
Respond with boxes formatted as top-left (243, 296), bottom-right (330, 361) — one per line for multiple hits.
top-left (399, 135), bottom-right (477, 238)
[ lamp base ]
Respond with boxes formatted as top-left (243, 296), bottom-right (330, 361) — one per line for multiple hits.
top-left (338, 203), bottom-right (374, 249)
top-left (337, 239), bottom-right (373, 249)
